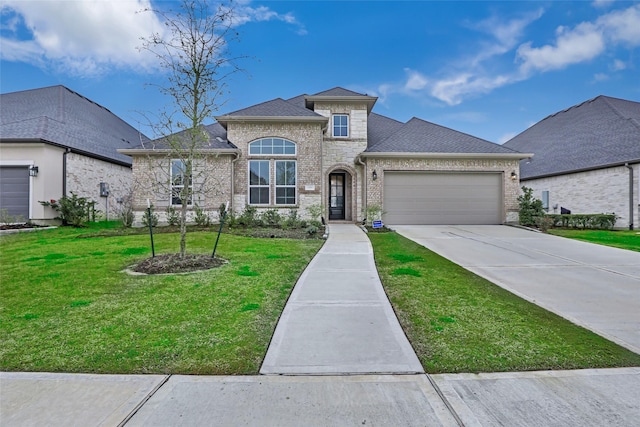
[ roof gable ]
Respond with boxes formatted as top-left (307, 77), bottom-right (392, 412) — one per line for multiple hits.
top-left (223, 98), bottom-right (321, 118)
top-left (367, 117), bottom-right (520, 154)
top-left (504, 95), bottom-right (640, 178)
top-left (311, 87), bottom-right (367, 97)
top-left (0, 85), bottom-right (146, 165)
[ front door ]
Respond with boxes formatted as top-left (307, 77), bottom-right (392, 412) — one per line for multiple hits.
top-left (329, 173), bottom-right (345, 220)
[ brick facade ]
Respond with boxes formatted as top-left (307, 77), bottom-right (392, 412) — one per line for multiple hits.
top-left (523, 164), bottom-right (639, 229)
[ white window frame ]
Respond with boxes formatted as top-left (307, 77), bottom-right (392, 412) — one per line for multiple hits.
top-left (248, 160), bottom-right (270, 205)
top-left (275, 160), bottom-right (297, 205)
top-left (332, 114), bottom-right (349, 137)
top-left (170, 159), bottom-right (192, 206)
top-left (249, 138), bottom-right (296, 155)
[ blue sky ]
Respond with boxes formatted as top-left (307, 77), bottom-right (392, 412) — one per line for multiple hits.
top-left (1, 0), bottom-right (639, 143)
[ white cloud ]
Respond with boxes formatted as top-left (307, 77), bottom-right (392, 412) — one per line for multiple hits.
top-left (593, 72), bottom-right (609, 82)
top-left (516, 4), bottom-right (640, 73)
top-left (0, 0), bottom-right (164, 76)
top-left (611, 59), bottom-right (627, 71)
top-left (0, 0), bottom-right (306, 77)
top-left (592, 0), bottom-right (615, 8)
top-left (498, 132), bottom-right (518, 144)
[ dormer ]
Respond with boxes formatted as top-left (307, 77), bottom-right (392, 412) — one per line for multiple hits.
top-left (304, 88), bottom-right (377, 141)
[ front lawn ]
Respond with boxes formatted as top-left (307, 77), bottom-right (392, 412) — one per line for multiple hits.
top-left (369, 232), bottom-right (640, 374)
top-left (0, 225), bottom-right (322, 374)
top-left (548, 229), bottom-right (640, 252)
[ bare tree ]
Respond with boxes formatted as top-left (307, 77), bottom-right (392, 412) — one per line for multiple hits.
top-left (140, 0), bottom-right (242, 257)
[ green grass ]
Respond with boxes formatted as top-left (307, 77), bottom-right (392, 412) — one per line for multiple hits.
top-left (548, 229), bottom-right (640, 252)
top-left (369, 232), bottom-right (640, 374)
top-left (0, 225), bottom-right (322, 374)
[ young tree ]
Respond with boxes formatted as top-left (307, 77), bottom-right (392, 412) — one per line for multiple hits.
top-left (140, 0), bottom-right (242, 257)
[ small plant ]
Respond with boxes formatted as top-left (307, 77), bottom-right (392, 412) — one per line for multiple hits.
top-left (517, 186), bottom-right (544, 227)
top-left (534, 215), bottom-right (554, 233)
top-left (238, 206), bottom-right (260, 227)
top-left (283, 209), bottom-right (301, 229)
top-left (39, 193), bottom-right (95, 227)
top-left (225, 208), bottom-right (238, 228)
top-left (262, 209), bottom-right (282, 227)
top-left (165, 205), bottom-right (180, 226)
top-left (305, 204), bottom-right (323, 223)
top-left (364, 204), bottom-right (386, 225)
top-left (194, 204), bottom-right (211, 227)
top-left (0, 209), bottom-right (24, 225)
top-left (142, 204), bottom-right (159, 227)
top-left (116, 194), bottom-right (134, 228)
top-left (305, 225), bottom-right (318, 236)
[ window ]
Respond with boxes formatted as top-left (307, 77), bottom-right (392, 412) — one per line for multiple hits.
top-left (249, 138), bottom-right (296, 155)
top-left (542, 190), bottom-right (549, 211)
top-left (249, 160), bottom-right (270, 205)
top-left (171, 159), bottom-right (192, 206)
top-left (275, 161), bottom-right (296, 205)
top-left (333, 114), bottom-right (348, 137)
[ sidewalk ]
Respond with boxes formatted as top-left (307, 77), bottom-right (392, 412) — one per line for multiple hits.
top-left (260, 223), bottom-right (423, 375)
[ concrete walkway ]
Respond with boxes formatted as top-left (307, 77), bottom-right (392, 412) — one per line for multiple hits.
top-left (261, 223), bottom-right (423, 374)
top-left (394, 225), bottom-right (640, 355)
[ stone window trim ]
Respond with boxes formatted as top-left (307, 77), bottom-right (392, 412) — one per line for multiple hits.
top-left (332, 114), bottom-right (349, 138)
top-left (170, 159), bottom-right (192, 206)
top-left (248, 159), bottom-right (298, 207)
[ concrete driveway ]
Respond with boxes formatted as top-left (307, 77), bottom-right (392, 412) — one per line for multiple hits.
top-left (393, 225), bottom-right (640, 354)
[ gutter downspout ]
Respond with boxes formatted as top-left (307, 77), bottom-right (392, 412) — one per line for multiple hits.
top-left (230, 151), bottom-right (240, 213)
top-left (62, 148), bottom-right (71, 197)
top-left (356, 154), bottom-right (367, 223)
top-left (625, 163), bottom-right (634, 230)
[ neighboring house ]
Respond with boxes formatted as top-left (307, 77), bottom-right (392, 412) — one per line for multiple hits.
top-left (0, 85), bottom-right (147, 223)
top-left (504, 95), bottom-right (640, 230)
top-left (121, 87), bottom-right (529, 226)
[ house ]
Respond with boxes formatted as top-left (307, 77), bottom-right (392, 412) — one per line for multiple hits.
top-left (0, 85), bottom-right (147, 224)
top-left (121, 87), bottom-right (529, 226)
top-left (122, 88), bottom-right (530, 226)
top-left (504, 95), bottom-right (640, 230)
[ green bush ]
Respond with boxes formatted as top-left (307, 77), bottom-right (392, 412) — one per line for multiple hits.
top-left (283, 209), bottom-right (302, 229)
top-left (261, 209), bottom-right (282, 227)
top-left (39, 193), bottom-right (97, 227)
top-left (142, 205), bottom-right (158, 227)
top-left (517, 186), bottom-right (544, 227)
top-left (194, 205), bottom-right (211, 227)
top-left (547, 214), bottom-right (617, 230)
top-left (238, 206), bottom-right (260, 227)
top-left (165, 205), bottom-right (180, 226)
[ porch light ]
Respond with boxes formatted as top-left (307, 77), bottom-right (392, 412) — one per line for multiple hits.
top-left (372, 170), bottom-right (378, 180)
top-left (29, 166), bottom-right (39, 177)
top-left (510, 171), bottom-right (518, 181)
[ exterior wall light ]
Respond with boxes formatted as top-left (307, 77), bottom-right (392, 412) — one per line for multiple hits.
top-left (29, 166), bottom-right (39, 177)
top-left (372, 170), bottom-right (378, 180)
top-left (510, 171), bottom-right (518, 181)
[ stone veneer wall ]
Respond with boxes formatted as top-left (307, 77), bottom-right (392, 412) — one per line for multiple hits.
top-left (522, 164), bottom-right (639, 229)
top-left (66, 153), bottom-right (131, 220)
top-left (314, 101), bottom-right (369, 221)
top-left (129, 153), bottom-right (234, 226)
top-left (226, 121), bottom-right (324, 219)
top-left (365, 157), bottom-right (522, 223)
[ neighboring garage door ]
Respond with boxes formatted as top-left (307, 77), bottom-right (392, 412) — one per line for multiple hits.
top-left (384, 172), bottom-right (502, 225)
top-left (0, 166), bottom-right (30, 219)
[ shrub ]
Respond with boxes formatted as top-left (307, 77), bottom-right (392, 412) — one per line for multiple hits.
top-left (305, 204), bottom-right (323, 223)
top-left (142, 204), bottom-right (159, 227)
top-left (262, 209), bottom-right (282, 227)
top-left (165, 205), bottom-right (180, 226)
top-left (364, 204), bottom-right (386, 226)
top-left (238, 206), bottom-right (260, 227)
top-left (115, 193), bottom-right (134, 228)
top-left (305, 225), bottom-right (318, 236)
top-left (547, 214), bottom-right (617, 230)
top-left (194, 205), bottom-right (211, 227)
top-left (517, 186), bottom-right (544, 227)
top-left (283, 209), bottom-right (301, 229)
top-left (0, 209), bottom-right (24, 225)
top-left (39, 193), bottom-right (97, 227)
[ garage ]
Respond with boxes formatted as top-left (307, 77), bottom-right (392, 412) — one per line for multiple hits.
top-left (383, 171), bottom-right (502, 225)
top-left (0, 166), bottom-right (30, 219)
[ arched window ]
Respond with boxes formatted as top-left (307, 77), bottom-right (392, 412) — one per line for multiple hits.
top-left (249, 138), bottom-right (296, 155)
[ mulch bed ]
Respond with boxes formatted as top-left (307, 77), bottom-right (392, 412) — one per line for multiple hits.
top-left (0, 223), bottom-right (46, 230)
top-left (132, 253), bottom-right (226, 275)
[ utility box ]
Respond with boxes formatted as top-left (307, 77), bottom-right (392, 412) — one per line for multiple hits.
top-left (99, 182), bottom-right (110, 197)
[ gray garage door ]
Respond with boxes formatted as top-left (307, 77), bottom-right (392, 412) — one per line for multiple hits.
top-left (0, 166), bottom-right (30, 219)
top-left (383, 172), bottom-right (502, 225)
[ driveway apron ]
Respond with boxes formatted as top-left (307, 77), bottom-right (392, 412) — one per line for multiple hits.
top-left (260, 224), bottom-right (423, 375)
top-left (394, 225), bottom-right (640, 354)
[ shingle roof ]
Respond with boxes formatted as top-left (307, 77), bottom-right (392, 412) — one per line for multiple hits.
top-left (367, 113), bottom-right (404, 148)
top-left (0, 85), bottom-right (147, 165)
top-left (311, 87), bottom-right (367, 97)
top-left (140, 123), bottom-right (236, 150)
top-left (503, 95), bottom-right (640, 179)
top-left (224, 97), bottom-right (322, 117)
top-left (366, 117), bottom-right (521, 154)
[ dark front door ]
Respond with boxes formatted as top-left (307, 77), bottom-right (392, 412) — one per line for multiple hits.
top-left (329, 173), bottom-right (345, 220)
